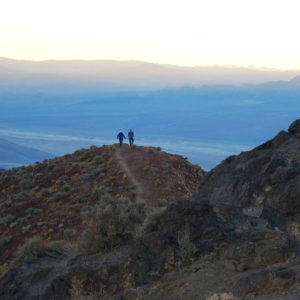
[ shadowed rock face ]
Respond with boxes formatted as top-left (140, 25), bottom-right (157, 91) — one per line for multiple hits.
top-left (0, 200), bottom-right (295, 300)
top-left (197, 119), bottom-right (300, 224)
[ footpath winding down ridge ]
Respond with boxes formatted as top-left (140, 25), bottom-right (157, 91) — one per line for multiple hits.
top-left (115, 148), bottom-right (145, 203)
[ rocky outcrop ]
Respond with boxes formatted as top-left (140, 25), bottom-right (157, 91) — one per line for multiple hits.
top-left (1, 200), bottom-right (297, 299)
top-left (197, 120), bottom-right (300, 228)
top-left (288, 119), bottom-right (300, 137)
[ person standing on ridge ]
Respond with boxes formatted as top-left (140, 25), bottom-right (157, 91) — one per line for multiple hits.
top-left (117, 131), bottom-right (126, 147)
top-left (128, 128), bottom-right (134, 145)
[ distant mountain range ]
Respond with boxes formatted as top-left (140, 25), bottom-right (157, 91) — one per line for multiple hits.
top-left (1, 57), bottom-right (300, 92)
top-left (259, 74), bottom-right (300, 90)
top-left (0, 57), bottom-right (299, 170)
top-left (0, 137), bottom-right (53, 169)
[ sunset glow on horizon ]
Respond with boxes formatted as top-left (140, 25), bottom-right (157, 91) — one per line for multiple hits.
top-left (1, 0), bottom-right (300, 70)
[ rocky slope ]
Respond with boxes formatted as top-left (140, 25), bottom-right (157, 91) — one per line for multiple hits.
top-left (0, 144), bottom-right (203, 265)
top-left (196, 119), bottom-right (300, 236)
top-left (0, 121), bottom-right (300, 300)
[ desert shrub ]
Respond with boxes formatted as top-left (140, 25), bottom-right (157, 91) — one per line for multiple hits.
top-left (154, 178), bottom-right (162, 187)
top-left (135, 207), bottom-right (165, 238)
top-left (66, 205), bottom-right (77, 215)
top-left (177, 228), bottom-right (197, 263)
top-left (70, 277), bottom-right (100, 300)
top-left (0, 236), bottom-right (12, 249)
top-left (15, 191), bottom-right (30, 202)
top-left (53, 165), bottom-right (62, 172)
top-left (156, 198), bottom-right (168, 207)
top-left (91, 186), bottom-right (107, 201)
top-left (80, 206), bottom-right (95, 220)
top-left (77, 152), bottom-right (90, 162)
top-left (127, 188), bottom-right (136, 198)
top-left (0, 264), bottom-right (9, 277)
top-left (18, 217), bottom-right (28, 225)
top-left (3, 200), bottom-right (12, 208)
top-left (48, 240), bottom-right (66, 252)
top-left (63, 228), bottom-right (78, 241)
top-left (163, 163), bottom-right (172, 170)
top-left (63, 184), bottom-right (72, 192)
top-left (47, 163), bottom-right (61, 172)
top-left (90, 168), bottom-right (105, 177)
top-left (2, 175), bottom-right (13, 183)
top-left (143, 166), bottom-right (150, 172)
top-left (73, 195), bottom-right (88, 204)
top-left (41, 188), bottom-right (51, 197)
top-left (163, 187), bottom-right (171, 196)
top-left (11, 236), bottom-right (48, 266)
top-left (26, 207), bottom-right (42, 215)
top-left (51, 191), bottom-right (68, 202)
top-left (34, 173), bottom-right (44, 180)
top-left (81, 173), bottom-right (91, 181)
top-left (77, 197), bottom-right (146, 255)
top-left (16, 168), bottom-right (27, 176)
top-left (19, 178), bottom-right (35, 189)
top-left (92, 155), bottom-right (104, 163)
top-left (10, 184), bottom-right (19, 192)
top-left (57, 175), bottom-right (68, 185)
top-left (1, 214), bottom-right (16, 226)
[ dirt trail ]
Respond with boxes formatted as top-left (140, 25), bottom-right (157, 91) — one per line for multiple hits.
top-left (115, 148), bottom-right (144, 202)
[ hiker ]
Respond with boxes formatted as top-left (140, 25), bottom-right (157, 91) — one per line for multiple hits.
top-left (117, 131), bottom-right (126, 147)
top-left (128, 128), bottom-right (134, 145)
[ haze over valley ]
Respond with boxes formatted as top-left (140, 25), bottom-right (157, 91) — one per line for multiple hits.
top-left (0, 58), bottom-right (299, 170)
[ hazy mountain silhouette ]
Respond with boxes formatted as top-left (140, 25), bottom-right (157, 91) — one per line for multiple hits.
top-left (1, 57), bottom-right (300, 92)
top-left (0, 138), bottom-right (53, 168)
top-left (258, 74), bottom-right (300, 91)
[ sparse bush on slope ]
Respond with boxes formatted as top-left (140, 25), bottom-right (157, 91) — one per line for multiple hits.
top-left (177, 227), bottom-right (197, 262)
top-left (135, 206), bottom-right (166, 238)
top-left (70, 277), bottom-right (100, 300)
top-left (14, 191), bottom-right (30, 202)
top-left (11, 237), bottom-right (47, 266)
top-left (77, 196), bottom-right (147, 255)
top-left (19, 178), bottom-right (35, 190)
top-left (0, 214), bottom-right (16, 226)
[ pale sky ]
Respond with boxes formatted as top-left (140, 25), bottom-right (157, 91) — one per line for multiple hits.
top-left (1, 0), bottom-right (300, 69)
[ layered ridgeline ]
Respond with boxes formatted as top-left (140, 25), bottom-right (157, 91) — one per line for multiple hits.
top-left (1, 58), bottom-right (300, 91)
top-left (0, 121), bottom-right (300, 299)
top-left (0, 137), bottom-right (53, 169)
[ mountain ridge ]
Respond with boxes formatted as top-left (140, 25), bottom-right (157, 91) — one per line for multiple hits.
top-left (1, 57), bottom-right (300, 90)
top-left (0, 137), bottom-right (53, 169)
top-left (0, 144), bottom-right (204, 264)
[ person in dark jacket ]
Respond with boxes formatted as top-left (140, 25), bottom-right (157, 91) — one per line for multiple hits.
top-left (117, 131), bottom-right (126, 147)
top-left (128, 129), bottom-right (134, 145)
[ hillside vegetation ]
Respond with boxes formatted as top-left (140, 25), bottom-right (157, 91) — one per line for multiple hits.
top-left (1, 121), bottom-right (300, 299)
top-left (0, 144), bottom-right (203, 265)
